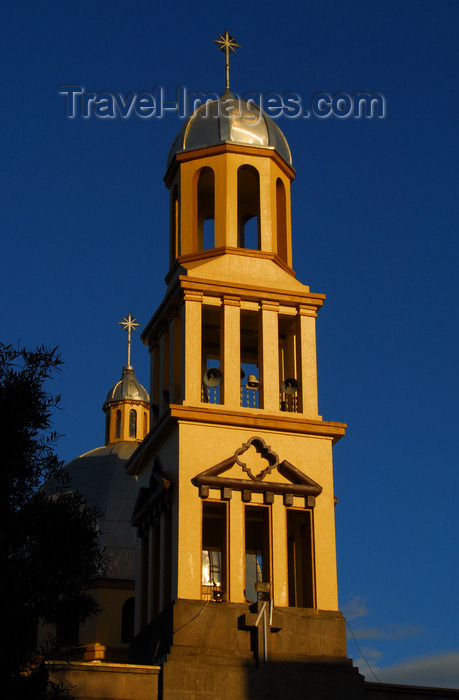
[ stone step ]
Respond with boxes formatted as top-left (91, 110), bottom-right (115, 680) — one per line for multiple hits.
top-left (160, 658), bottom-right (366, 700)
top-left (165, 644), bottom-right (255, 667)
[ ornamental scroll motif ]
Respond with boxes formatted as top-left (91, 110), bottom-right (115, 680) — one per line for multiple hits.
top-left (234, 437), bottom-right (279, 481)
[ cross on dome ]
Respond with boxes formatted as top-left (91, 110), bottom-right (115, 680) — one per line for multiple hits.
top-left (118, 312), bottom-right (141, 367)
top-left (213, 31), bottom-right (241, 91)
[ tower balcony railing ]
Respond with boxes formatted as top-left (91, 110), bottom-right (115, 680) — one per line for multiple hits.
top-left (201, 377), bottom-right (300, 413)
top-left (280, 392), bottom-right (298, 413)
top-left (240, 385), bottom-right (259, 408)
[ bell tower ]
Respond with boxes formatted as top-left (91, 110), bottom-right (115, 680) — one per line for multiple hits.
top-left (128, 35), bottom-right (364, 696)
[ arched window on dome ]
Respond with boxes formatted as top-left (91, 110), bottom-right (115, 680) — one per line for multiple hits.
top-left (129, 409), bottom-right (137, 438)
top-left (115, 409), bottom-right (121, 439)
top-left (196, 167), bottom-right (215, 251)
top-left (276, 178), bottom-right (288, 263)
top-left (237, 165), bottom-right (260, 250)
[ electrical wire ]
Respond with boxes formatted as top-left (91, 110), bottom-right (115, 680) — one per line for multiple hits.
top-left (172, 599), bottom-right (211, 636)
top-left (346, 618), bottom-right (381, 683)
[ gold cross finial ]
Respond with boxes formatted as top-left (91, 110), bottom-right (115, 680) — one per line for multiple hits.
top-left (118, 312), bottom-right (141, 367)
top-left (214, 31), bottom-right (241, 91)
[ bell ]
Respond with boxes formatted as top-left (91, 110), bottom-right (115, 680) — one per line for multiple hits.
top-left (246, 374), bottom-right (260, 389)
top-left (203, 368), bottom-right (223, 387)
top-left (281, 377), bottom-right (298, 394)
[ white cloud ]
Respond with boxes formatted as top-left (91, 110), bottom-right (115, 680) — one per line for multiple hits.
top-left (342, 594), bottom-right (369, 620)
top-left (365, 651), bottom-right (459, 689)
top-left (350, 623), bottom-right (422, 640)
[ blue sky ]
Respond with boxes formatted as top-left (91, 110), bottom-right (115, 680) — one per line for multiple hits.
top-left (1, 0), bottom-right (458, 687)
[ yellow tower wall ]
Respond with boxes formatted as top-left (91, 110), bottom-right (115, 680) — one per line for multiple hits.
top-left (173, 421), bottom-right (339, 610)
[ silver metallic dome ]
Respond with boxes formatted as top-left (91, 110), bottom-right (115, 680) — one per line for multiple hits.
top-left (166, 90), bottom-right (292, 171)
top-left (48, 442), bottom-right (139, 580)
top-left (104, 366), bottom-right (149, 407)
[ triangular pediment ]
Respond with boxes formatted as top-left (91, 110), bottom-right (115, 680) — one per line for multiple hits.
top-left (193, 436), bottom-right (322, 501)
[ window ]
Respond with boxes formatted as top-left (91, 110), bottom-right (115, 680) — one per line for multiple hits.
top-left (245, 505), bottom-right (271, 602)
top-left (197, 167), bottom-right (215, 251)
top-left (129, 409), bottom-right (137, 438)
top-left (201, 501), bottom-right (227, 599)
top-left (237, 165), bottom-right (260, 249)
top-left (276, 178), bottom-right (287, 262)
top-left (115, 409), bottom-right (121, 439)
top-left (121, 597), bottom-right (135, 643)
top-left (170, 184), bottom-right (179, 264)
top-left (287, 509), bottom-right (314, 607)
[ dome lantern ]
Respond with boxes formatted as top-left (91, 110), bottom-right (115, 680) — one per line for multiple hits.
top-left (103, 313), bottom-right (150, 444)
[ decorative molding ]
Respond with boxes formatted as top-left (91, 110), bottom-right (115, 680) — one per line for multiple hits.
top-left (193, 436), bottom-right (322, 501)
top-left (234, 436), bottom-right (279, 481)
top-left (125, 405), bottom-right (346, 477)
top-left (176, 246), bottom-right (296, 278)
top-left (222, 294), bottom-right (241, 307)
top-left (178, 275), bottom-right (324, 309)
top-left (172, 142), bottom-right (296, 180)
top-left (170, 404), bottom-right (346, 443)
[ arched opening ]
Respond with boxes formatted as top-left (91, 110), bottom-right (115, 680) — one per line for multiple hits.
top-left (197, 167), bottom-right (215, 251)
top-left (121, 597), bottom-right (135, 643)
top-left (237, 165), bottom-right (260, 249)
top-left (143, 411), bottom-right (148, 437)
top-left (129, 409), bottom-right (137, 438)
top-left (276, 178), bottom-right (288, 262)
top-left (170, 184), bottom-right (179, 265)
top-left (115, 409), bottom-right (121, 439)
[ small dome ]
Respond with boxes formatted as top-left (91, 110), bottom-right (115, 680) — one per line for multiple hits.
top-left (166, 90), bottom-right (292, 171)
top-left (104, 366), bottom-right (149, 407)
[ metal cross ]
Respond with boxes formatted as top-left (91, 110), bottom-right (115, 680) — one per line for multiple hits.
top-left (118, 312), bottom-right (141, 367)
top-left (214, 31), bottom-right (241, 91)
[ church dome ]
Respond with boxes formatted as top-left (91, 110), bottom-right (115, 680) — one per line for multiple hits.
top-left (104, 365), bottom-right (149, 407)
top-left (51, 442), bottom-right (139, 580)
top-left (166, 90), bottom-right (292, 171)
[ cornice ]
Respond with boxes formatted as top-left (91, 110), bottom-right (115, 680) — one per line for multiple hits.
top-left (165, 142), bottom-right (296, 184)
top-left (126, 404), bottom-right (346, 476)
